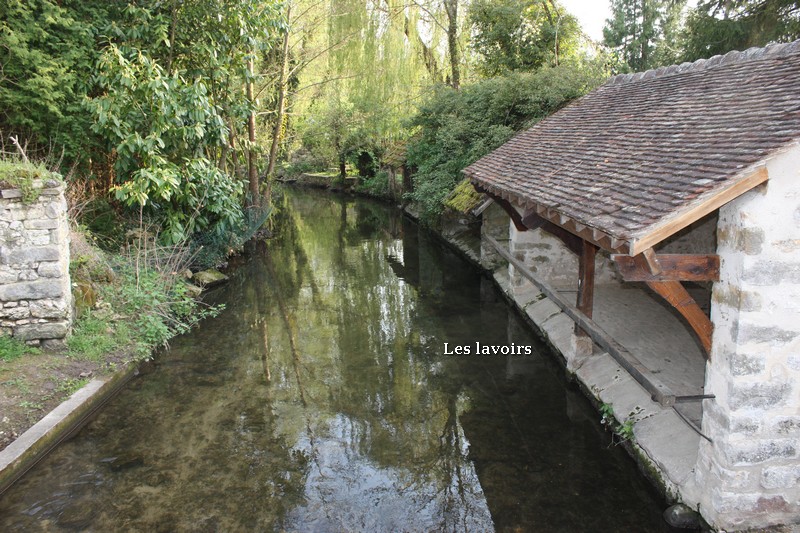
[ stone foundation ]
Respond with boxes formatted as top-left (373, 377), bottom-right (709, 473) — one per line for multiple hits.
top-left (0, 177), bottom-right (72, 346)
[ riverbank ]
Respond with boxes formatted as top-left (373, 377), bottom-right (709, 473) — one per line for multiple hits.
top-left (0, 227), bottom-right (229, 464)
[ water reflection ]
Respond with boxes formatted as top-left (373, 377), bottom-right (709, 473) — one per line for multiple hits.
top-left (0, 189), bottom-right (673, 531)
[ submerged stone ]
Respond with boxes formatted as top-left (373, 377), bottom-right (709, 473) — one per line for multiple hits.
top-left (663, 504), bottom-right (701, 529)
top-left (193, 269), bottom-right (228, 288)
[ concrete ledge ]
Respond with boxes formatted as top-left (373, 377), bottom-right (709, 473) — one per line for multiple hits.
top-left (491, 267), bottom-right (703, 509)
top-left (0, 362), bottom-right (140, 496)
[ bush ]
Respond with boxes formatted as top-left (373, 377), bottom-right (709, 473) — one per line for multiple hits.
top-left (407, 64), bottom-right (606, 221)
top-left (355, 170), bottom-right (390, 198)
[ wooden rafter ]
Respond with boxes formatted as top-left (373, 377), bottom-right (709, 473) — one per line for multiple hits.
top-left (521, 211), bottom-right (582, 255)
top-left (629, 166), bottom-right (769, 256)
top-left (481, 191), bottom-right (527, 231)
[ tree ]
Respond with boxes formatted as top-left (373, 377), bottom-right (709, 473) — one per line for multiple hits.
top-left (681, 0), bottom-right (800, 61)
top-left (603, 0), bottom-right (687, 72)
top-left (469, 0), bottom-right (582, 76)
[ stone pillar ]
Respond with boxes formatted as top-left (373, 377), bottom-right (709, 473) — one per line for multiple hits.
top-left (0, 176), bottom-right (72, 348)
top-left (508, 219), bottom-right (541, 302)
top-left (479, 202), bottom-right (507, 270)
top-left (696, 150), bottom-right (800, 530)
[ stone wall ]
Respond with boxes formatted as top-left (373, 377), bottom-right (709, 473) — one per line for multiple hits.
top-left (696, 148), bottom-right (800, 530)
top-left (507, 206), bottom-right (618, 289)
top-left (0, 178), bottom-right (72, 347)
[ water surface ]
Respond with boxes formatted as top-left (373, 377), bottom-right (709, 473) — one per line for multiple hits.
top-left (0, 190), bottom-right (674, 531)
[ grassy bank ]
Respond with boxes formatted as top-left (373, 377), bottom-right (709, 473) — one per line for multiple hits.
top-left (0, 196), bottom-right (229, 452)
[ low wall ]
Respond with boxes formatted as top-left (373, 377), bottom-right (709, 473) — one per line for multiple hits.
top-left (0, 176), bottom-right (72, 347)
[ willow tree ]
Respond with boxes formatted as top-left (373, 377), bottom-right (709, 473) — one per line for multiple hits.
top-left (469, 0), bottom-right (583, 76)
top-left (284, 0), bottom-right (446, 176)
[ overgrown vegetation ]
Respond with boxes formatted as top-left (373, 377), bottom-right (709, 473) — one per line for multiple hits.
top-left (406, 65), bottom-right (605, 220)
top-left (0, 336), bottom-right (41, 363)
top-left (0, 160), bottom-right (60, 204)
top-left (600, 403), bottom-right (647, 445)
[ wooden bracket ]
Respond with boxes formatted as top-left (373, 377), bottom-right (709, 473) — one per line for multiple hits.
top-left (645, 280), bottom-right (713, 358)
top-left (613, 249), bottom-right (715, 357)
top-left (478, 190), bottom-right (527, 231)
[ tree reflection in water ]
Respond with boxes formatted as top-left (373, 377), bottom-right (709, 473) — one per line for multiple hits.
top-left (0, 189), bottom-right (672, 532)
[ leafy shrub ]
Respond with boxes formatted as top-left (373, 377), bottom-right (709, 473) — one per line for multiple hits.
top-left (355, 170), bottom-right (390, 198)
top-left (87, 43), bottom-right (244, 244)
top-left (407, 64), bottom-right (606, 221)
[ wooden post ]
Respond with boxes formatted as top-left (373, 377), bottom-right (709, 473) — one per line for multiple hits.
top-left (576, 240), bottom-right (597, 337)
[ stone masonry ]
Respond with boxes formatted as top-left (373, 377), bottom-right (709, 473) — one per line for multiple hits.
top-left (695, 147), bottom-right (800, 531)
top-left (0, 178), bottom-right (72, 347)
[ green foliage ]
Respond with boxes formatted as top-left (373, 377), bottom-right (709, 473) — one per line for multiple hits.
top-left (0, 0), bottom-right (93, 160)
top-left (69, 264), bottom-right (223, 362)
top-left (88, 43), bottom-right (245, 244)
top-left (55, 377), bottom-right (90, 396)
top-left (355, 170), bottom-right (390, 198)
top-left (0, 336), bottom-right (41, 362)
top-left (407, 65), bottom-right (605, 221)
top-left (600, 402), bottom-right (643, 444)
top-left (603, 0), bottom-right (687, 72)
top-left (114, 267), bottom-right (222, 356)
top-left (681, 0), bottom-right (800, 62)
top-left (469, 0), bottom-right (583, 75)
top-left (68, 311), bottom-right (128, 361)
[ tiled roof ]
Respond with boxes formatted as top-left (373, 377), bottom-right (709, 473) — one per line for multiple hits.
top-left (465, 40), bottom-right (800, 255)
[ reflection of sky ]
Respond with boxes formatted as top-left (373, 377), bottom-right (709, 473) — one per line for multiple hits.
top-left (285, 414), bottom-right (493, 532)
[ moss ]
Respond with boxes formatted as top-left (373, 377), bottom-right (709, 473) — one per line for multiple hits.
top-left (443, 178), bottom-right (484, 214)
top-left (0, 160), bottom-right (61, 204)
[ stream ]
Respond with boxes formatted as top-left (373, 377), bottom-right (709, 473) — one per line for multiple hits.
top-left (0, 189), bottom-right (676, 531)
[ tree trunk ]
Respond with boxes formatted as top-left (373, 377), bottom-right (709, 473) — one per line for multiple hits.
top-left (265, 5), bottom-right (292, 204)
top-left (246, 56), bottom-right (259, 208)
top-left (444, 0), bottom-right (460, 89)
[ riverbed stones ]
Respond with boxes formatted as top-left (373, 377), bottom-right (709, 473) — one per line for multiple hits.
top-left (0, 177), bottom-right (72, 342)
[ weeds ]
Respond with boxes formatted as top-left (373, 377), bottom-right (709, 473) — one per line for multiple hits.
top-left (600, 403), bottom-right (643, 445)
top-left (55, 377), bottom-right (90, 396)
top-left (0, 336), bottom-right (40, 362)
top-left (3, 377), bottom-right (31, 394)
top-left (68, 311), bottom-right (127, 361)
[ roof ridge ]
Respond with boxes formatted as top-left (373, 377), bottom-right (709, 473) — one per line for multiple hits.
top-left (605, 39), bottom-right (800, 86)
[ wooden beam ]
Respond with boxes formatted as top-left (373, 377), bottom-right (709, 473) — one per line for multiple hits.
top-left (645, 280), bottom-right (713, 358)
top-left (485, 234), bottom-right (677, 407)
top-left (612, 253), bottom-right (720, 282)
top-left (630, 166), bottom-right (769, 256)
top-left (641, 248), bottom-right (662, 275)
top-left (576, 240), bottom-right (598, 337)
